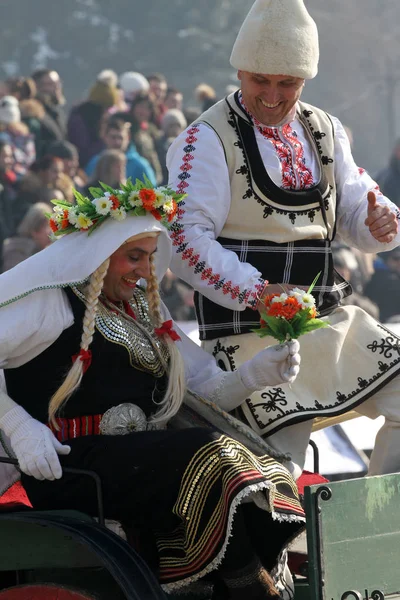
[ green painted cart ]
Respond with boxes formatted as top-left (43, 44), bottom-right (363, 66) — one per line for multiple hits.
top-left (1, 456), bottom-right (400, 599)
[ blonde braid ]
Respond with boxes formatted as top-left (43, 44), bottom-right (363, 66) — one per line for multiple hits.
top-left (48, 258), bottom-right (110, 426)
top-left (146, 256), bottom-right (163, 327)
top-left (146, 257), bottom-right (186, 425)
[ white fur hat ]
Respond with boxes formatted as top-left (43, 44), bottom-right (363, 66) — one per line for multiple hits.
top-left (0, 96), bottom-right (21, 125)
top-left (230, 0), bottom-right (319, 80)
top-left (119, 71), bottom-right (149, 101)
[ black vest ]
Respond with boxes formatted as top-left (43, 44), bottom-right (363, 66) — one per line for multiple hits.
top-left (4, 287), bottom-right (168, 423)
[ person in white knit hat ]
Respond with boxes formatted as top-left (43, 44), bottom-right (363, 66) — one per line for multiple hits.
top-left (167, 0), bottom-right (400, 505)
top-left (119, 71), bottom-right (150, 104)
top-left (0, 96), bottom-right (21, 125)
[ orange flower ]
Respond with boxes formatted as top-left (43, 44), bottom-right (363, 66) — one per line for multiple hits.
top-left (308, 306), bottom-right (317, 319)
top-left (151, 209), bottom-right (162, 221)
top-left (167, 200), bottom-right (178, 222)
top-left (263, 293), bottom-right (280, 309)
top-left (139, 188), bottom-right (157, 211)
top-left (267, 297), bottom-right (302, 320)
top-left (61, 210), bottom-right (69, 230)
top-left (110, 194), bottom-right (120, 209)
top-left (260, 318), bottom-right (267, 327)
top-left (49, 218), bottom-right (58, 233)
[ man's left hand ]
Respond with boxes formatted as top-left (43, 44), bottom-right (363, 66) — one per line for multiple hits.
top-left (364, 191), bottom-right (398, 243)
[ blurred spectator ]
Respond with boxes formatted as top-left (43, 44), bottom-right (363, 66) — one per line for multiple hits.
top-left (47, 140), bottom-right (86, 194)
top-left (17, 155), bottom-right (65, 221)
top-left (67, 79), bottom-right (118, 168)
top-left (0, 81), bottom-right (9, 99)
top-left (85, 118), bottom-right (156, 185)
top-left (375, 138), bottom-right (400, 207)
top-left (333, 246), bottom-right (379, 319)
top-left (84, 149), bottom-right (126, 193)
top-left (0, 96), bottom-right (36, 179)
top-left (364, 247), bottom-right (400, 322)
top-left (194, 83), bottom-right (218, 111)
top-left (160, 269), bottom-right (196, 321)
top-left (32, 69), bottom-right (67, 151)
top-left (0, 140), bottom-right (18, 267)
top-left (119, 71), bottom-right (149, 105)
top-left (97, 69), bottom-right (119, 88)
top-left (184, 106), bottom-right (202, 125)
top-left (147, 72), bottom-right (168, 124)
top-left (164, 87), bottom-right (183, 111)
top-left (332, 241), bottom-right (374, 294)
top-left (156, 109), bottom-right (187, 185)
top-left (116, 92), bottom-right (163, 183)
top-left (2, 202), bottom-right (52, 272)
top-left (5, 77), bottom-right (37, 102)
top-left (147, 73), bottom-right (167, 104)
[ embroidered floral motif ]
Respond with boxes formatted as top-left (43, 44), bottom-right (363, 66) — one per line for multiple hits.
top-left (239, 93), bottom-right (314, 190)
top-left (212, 340), bottom-right (240, 371)
top-left (171, 124), bottom-right (263, 307)
top-left (230, 99), bottom-right (332, 224)
top-left (246, 324), bottom-right (400, 432)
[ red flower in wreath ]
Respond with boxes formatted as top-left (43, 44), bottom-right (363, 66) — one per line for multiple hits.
top-left (139, 188), bottom-right (157, 211)
top-left (49, 218), bottom-right (58, 233)
top-left (110, 194), bottom-right (120, 209)
top-left (151, 209), bottom-right (162, 221)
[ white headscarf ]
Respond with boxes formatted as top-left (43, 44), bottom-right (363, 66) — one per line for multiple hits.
top-left (0, 214), bottom-right (171, 309)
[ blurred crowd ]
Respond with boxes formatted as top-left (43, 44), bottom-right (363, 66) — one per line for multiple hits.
top-left (0, 68), bottom-right (398, 323)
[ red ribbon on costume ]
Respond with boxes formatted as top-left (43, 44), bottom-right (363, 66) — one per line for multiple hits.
top-left (154, 320), bottom-right (181, 342)
top-left (72, 349), bottom-right (92, 373)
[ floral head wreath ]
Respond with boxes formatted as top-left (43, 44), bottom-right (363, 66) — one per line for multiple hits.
top-left (48, 176), bottom-right (186, 237)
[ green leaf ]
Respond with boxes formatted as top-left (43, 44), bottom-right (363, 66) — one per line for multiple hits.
top-left (307, 271), bottom-right (322, 294)
top-left (88, 186), bottom-right (103, 199)
top-left (51, 199), bottom-right (74, 208)
top-left (98, 181), bottom-right (116, 194)
top-left (301, 319), bottom-right (330, 334)
top-left (88, 215), bottom-right (107, 235)
top-left (142, 173), bottom-right (153, 188)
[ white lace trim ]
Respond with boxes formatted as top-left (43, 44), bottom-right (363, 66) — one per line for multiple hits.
top-left (161, 479), bottom-right (305, 592)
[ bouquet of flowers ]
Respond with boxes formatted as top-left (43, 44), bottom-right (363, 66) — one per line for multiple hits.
top-left (252, 273), bottom-right (329, 343)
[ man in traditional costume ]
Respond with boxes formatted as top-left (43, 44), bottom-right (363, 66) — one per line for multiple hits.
top-left (0, 181), bottom-right (305, 599)
top-left (167, 0), bottom-right (400, 481)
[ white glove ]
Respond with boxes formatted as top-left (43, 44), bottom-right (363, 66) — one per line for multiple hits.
top-left (238, 339), bottom-right (301, 391)
top-left (0, 405), bottom-right (71, 481)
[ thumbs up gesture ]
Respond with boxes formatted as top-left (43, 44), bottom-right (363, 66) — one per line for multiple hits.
top-left (364, 191), bottom-right (398, 243)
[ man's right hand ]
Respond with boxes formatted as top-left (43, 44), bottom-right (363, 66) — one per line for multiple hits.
top-left (257, 283), bottom-right (308, 314)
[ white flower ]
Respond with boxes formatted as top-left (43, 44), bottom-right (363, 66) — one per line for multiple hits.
top-left (289, 289), bottom-right (315, 309)
top-left (92, 196), bottom-right (112, 215)
top-left (110, 207), bottom-right (127, 221)
top-left (299, 293), bottom-right (315, 309)
top-left (128, 191), bottom-right (142, 207)
top-left (76, 214), bottom-right (94, 229)
top-left (53, 205), bottom-right (65, 216)
top-left (68, 208), bottom-right (79, 225)
top-left (154, 190), bottom-right (169, 208)
top-left (291, 287), bottom-right (305, 296)
top-left (163, 199), bottom-right (175, 214)
top-left (271, 293), bottom-right (288, 304)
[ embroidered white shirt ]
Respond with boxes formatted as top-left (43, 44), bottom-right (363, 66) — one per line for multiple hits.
top-left (166, 105), bottom-right (400, 311)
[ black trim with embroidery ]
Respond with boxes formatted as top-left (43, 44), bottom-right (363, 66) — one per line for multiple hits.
top-left (246, 323), bottom-right (400, 436)
top-left (224, 92), bottom-right (334, 226)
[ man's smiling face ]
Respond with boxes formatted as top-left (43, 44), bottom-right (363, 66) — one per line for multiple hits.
top-left (238, 71), bottom-right (305, 125)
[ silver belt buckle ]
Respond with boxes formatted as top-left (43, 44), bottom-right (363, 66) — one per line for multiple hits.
top-left (99, 403), bottom-right (148, 435)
